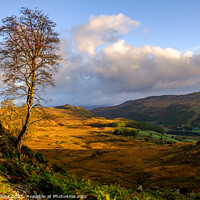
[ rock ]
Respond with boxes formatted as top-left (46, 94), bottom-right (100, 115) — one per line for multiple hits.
top-left (137, 185), bottom-right (143, 192)
top-left (33, 191), bottom-right (37, 195)
top-left (151, 186), bottom-right (160, 190)
top-left (13, 184), bottom-right (31, 195)
top-left (174, 189), bottom-right (180, 194)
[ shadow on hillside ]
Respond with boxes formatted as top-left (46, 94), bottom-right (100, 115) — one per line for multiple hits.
top-left (32, 148), bottom-right (200, 190)
top-left (33, 148), bottom-right (136, 188)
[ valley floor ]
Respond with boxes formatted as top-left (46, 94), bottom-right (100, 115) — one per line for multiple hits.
top-left (23, 108), bottom-right (200, 191)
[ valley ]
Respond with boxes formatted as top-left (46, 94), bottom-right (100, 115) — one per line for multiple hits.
top-left (1, 103), bottom-right (200, 199)
top-left (1, 1), bottom-right (200, 199)
top-left (21, 106), bottom-right (200, 191)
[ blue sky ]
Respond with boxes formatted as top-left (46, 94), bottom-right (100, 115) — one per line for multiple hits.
top-left (1, 0), bottom-right (200, 51)
top-left (1, 0), bottom-right (200, 107)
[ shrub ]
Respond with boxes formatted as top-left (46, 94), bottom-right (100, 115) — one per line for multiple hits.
top-left (126, 121), bottom-right (165, 134)
top-left (22, 146), bottom-right (35, 159)
top-left (52, 163), bottom-right (67, 175)
top-left (109, 121), bottom-right (126, 127)
top-left (0, 163), bottom-right (8, 174)
top-left (113, 128), bottom-right (138, 137)
top-left (35, 152), bottom-right (47, 163)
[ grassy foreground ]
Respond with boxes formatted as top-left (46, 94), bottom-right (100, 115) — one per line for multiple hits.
top-left (0, 106), bottom-right (200, 199)
top-left (0, 128), bottom-right (191, 200)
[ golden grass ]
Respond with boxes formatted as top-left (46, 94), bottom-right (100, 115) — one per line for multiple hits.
top-left (9, 106), bottom-right (199, 190)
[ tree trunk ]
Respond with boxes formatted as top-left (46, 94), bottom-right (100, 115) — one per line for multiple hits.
top-left (16, 105), bottom-right (32, 156)
top-left (16, 58), bottom-right (36, 158)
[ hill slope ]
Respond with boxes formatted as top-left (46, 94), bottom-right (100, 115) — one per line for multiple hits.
top-left (1, 105), bottom-right (200, 199)
top-left (92, 91), bottom-right (200, 128)
top-left (55, 104), bottom-right (96, 118)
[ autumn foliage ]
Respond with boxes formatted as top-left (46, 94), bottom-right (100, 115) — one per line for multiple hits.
top-left (0, 7), bottom-right (62, 155)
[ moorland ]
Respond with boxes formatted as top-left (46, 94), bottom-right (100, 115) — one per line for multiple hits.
top-left (0, 102), bottom-right (200, 199)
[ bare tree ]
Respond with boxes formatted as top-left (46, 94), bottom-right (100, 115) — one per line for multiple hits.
top-left (0, 7), bottom-right (62, 155)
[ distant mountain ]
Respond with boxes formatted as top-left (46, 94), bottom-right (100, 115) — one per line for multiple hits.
top-left (91, 92), bottom-right (200, 128)
top-left (79, 105), bottom-right (108, 110)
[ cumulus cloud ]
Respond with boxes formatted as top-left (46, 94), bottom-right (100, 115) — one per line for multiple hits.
top-left (72, 13), bottom-right (140, 55)
top-left (47, 13), bottom-right (200, 107)
top-left (86, 40), bottom-right (200, 93)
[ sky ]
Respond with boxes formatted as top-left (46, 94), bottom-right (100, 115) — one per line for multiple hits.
top-left (1, 0), bottom-right (200, 108)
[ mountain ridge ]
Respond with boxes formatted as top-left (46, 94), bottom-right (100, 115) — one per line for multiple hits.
top-left (91, 91), bottom-right (200, 128)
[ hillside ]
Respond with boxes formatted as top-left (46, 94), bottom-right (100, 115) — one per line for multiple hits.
top-left (1, 104), bottom-right (200, 199)
top-left (92, 91), bottom-right (200, 128)
top-left (0, 125), bottom-right (134, 199)
top-left (55, 104), bottom-right (96, 118)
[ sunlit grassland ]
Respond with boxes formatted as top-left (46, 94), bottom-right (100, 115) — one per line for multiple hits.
top-left (11, 106), bottom-right (197, 191)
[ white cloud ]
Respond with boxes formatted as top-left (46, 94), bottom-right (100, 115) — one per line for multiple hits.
top-left (46, 13), bottom-right (200, 107)
top-left (72, 13), bottom-right (140, 55)
top-left (87, 40), bottom-right (200, 93)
